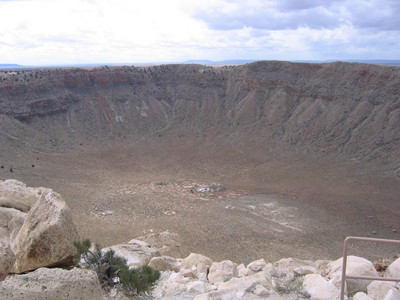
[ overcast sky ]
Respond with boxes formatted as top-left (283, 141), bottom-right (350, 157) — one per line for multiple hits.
top-left (0, 0), bottom-right (399, 65)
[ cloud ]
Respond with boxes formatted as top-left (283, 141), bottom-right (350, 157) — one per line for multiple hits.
top-left (0, 0), bottom-right (399, 64)
top-left (192, 0), bottom-right (400, 32)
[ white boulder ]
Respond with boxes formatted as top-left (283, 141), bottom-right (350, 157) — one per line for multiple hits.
top-left (367, 281), bottom-right (398, 300)
top-left (135, 231), bottom-right (182, 258)
top-left (148, 255), bottom-right (181, 272)
top-left (385, 258), bottom-right (400, 279)
top-left (11, 189), bottom-right (79, 273)
top-left (325, 256), bottom-right (378, 295)
top-left (181, 253), bottom-right (213, 269)
top-left (208, 260), bottom-right (239, 283)
top-left (384, 289), bottom-right (400, 300)
top-left (102, 239), bottom-right (159, 269)
top-left (303, 274), bottom-right (341, 300)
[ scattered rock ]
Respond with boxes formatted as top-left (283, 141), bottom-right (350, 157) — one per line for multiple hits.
top-left (0, 267), bottom-right (104, 300)
top-left (191, 183), bottom-right (226, 193)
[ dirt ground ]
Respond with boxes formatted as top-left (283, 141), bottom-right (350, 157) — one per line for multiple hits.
top-left (1, 141), bottom-right (399, 265)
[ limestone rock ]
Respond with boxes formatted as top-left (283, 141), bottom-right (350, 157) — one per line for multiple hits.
top-left (325, 256), bottom-right (378, 295)
top-left (247, 258), bottom-right (268, 274)
top-left (208, 260), bottom-right (239, 283)
top-left (11, 189), bottom-right (79, 273)
top-left (0, 241), bottom-right (15, 275)
top-left (103, 239), bottom-right (160, 269)
top-left (384, 289), bottom-right (400, 300)
top-left (0, 207), bottom-right (26, 244)
top-left (367, 281), bottom-right (397, 300)
top-left (135, 231), bottom-right (182, 258)
top-left (0, 267), bottom-right (104, 300)
top-left (303, 274), bottom-right (341, 300)
top-left (238, 263), bottom-right (247, 277)
top-left (294, 266), bottom-right (317, 276)
top-left (148, 256), bottom-right (181, 272)
top-left (385, 258), bottom-right (400, 279)
top-left (158, 272), bottom-right (191, 297)
top-left (0, 207), bottom-right (24, 274)
top-left (186, 280), bottom-right (208, 294)
top-left (353, 292), bottom-right (373, 300)
top-left (274, 257), bottom-right (316, 273)
top-left (181, 253), bottom-right (213, 269)
top-left (0, 179), bottom-right (45, 212)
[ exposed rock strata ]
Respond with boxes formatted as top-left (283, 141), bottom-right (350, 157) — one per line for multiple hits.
top-left (1, 62), bottom-right (399, 168)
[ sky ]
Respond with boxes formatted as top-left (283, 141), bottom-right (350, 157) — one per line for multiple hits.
top-left (0, 0), bottom-right (399, 65)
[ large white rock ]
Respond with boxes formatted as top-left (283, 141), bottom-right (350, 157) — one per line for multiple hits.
top-left (103, 239), bottom-right (160, 269)
top-left (181, 253), bottom-right (213, 269)
top-left (325, 256), bottom-right (379, 295)
top-left (0, 267), bottom-right (104, 300)
top-left (367, 281), bottom-right (397, 300)
top-left (208, 260), bottom-right (239, 283)
top-left (135, 231), bottom-right (182, 258)
top-left (0, 179), bottom-right (45, 212)
top-left (303, 274), bottom-right (341, 300)
top-left (11, 189), bottom-right (79, 273)
top-left (385, 258), bottom-right (400, 279)
top-left (148, 255), bottom-right (181, 272)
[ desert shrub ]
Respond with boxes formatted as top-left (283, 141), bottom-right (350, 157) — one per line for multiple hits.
top-left (273, 277), bottom-right (309, 298)
top-left (73, 239), bottom-right (160, 295)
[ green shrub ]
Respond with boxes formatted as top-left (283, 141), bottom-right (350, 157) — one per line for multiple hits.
top-left (73, 239), bottom-right (160, 295)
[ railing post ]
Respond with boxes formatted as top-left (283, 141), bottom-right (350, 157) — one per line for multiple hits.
top-left (340, 236), bottom-right (400, 300)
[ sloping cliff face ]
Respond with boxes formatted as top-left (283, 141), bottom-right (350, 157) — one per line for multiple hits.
top-left (0, 61), bottom-right (399, 169)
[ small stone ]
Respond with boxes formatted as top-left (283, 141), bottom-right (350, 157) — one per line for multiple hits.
top-left (372, 231), bottom-right (376, 234)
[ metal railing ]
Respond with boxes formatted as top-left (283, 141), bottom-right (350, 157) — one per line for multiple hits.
top-left (340, 236), bottom-right (400, 300)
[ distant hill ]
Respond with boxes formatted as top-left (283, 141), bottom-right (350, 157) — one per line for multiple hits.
top-left (0, 64), bottom-right (22, 68)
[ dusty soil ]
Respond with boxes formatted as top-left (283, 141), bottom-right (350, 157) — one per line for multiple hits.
top-left (1, 140), bottom-right (399, 265)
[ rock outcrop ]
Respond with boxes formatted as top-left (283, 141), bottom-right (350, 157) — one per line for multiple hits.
top-left (0, 180), bottom-right (79, 274)
top-left (1, 62), bottom-right (399, 168)
top-left (0, 267), bottom-right (104, 300)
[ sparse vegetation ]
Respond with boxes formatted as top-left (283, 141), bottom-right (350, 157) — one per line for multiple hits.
top-left (273, 277), bottom-right (309, 298)
top-left (73, 239), bottom-right (160, 296)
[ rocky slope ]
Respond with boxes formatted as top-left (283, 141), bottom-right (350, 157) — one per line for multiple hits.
top-left (0, 61), bottom-right (399, 169)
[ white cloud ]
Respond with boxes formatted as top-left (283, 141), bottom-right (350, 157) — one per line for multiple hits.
top-left (0, 0), bottom-right (399, 65)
